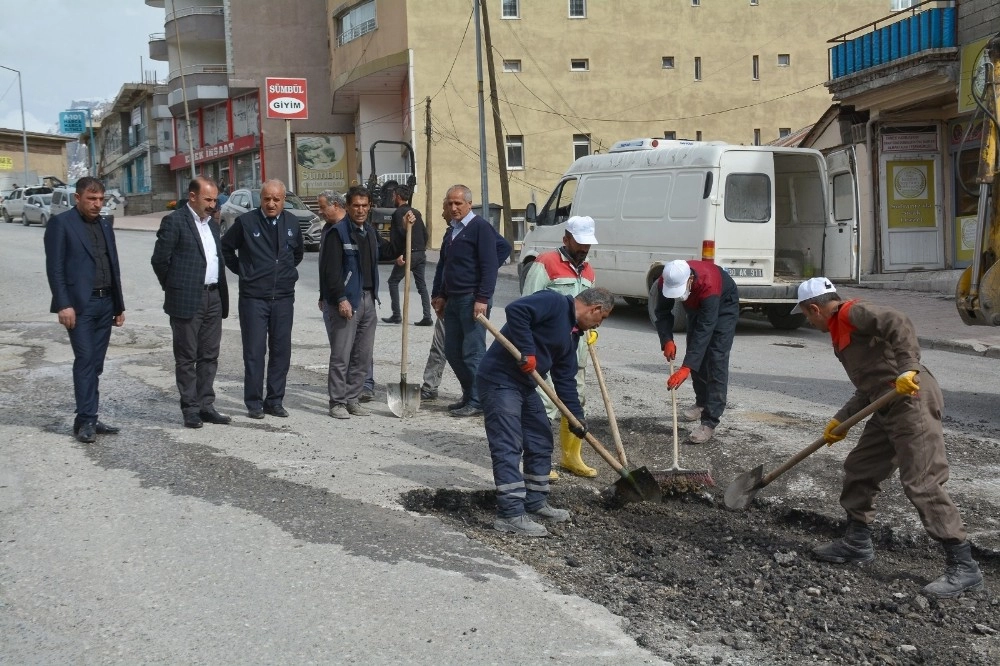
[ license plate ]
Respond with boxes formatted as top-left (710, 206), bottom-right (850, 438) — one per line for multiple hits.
top-left (725, 267), bottom-right (764, 278)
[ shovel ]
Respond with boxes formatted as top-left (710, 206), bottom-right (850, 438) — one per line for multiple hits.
top-left (724, 389), bottom-right (899, 510)
top-left (477, 314), bottom-right (662, 504)
top-left (587, 337), bottom-right (628, 466)
top-left (387, 217), bottom-right (420, 417)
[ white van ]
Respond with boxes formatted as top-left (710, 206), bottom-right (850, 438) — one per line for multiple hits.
top-left (519, 138), bottom-right (857, 330)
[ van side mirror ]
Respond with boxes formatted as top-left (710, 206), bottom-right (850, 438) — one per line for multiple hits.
top-left (525, 202), bottom-right (537, 223)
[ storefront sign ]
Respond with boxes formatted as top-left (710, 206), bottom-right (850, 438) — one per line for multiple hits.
top-left (0, 156), bottom-right (13, 170)
top-left (958, 36), bottom-right (991, 114)
top-left (881, 133), bottom-right (938, 153)
top-left (170, 134), bottom-right (257, 170)
top-left (59, 110), bottom-right (87, 135)
top-left (265, 77), bottom-right (308, 120)
top-left (957, 215), bottom-right (977, 263)
top-left (886, 160), bottom-right (936, 229)
top-left (293, 134), bottom-right (356, 196)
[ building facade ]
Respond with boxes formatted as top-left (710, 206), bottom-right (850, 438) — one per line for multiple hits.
top-left (0, 129), bottom-right (74, 190)
top-left (329, 0), bottom-right (892, 243)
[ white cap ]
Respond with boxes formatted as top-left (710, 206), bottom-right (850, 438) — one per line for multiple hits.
top-left (791, 277), bottom-right (837, 313)
top-left (660, 260), bottom-right (692, 299)
top-left (565, 216), bottom-right (598, 245)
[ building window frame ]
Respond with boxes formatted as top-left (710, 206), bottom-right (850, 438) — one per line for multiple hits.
top-left (777, 53), bottom-right (791, 67)
top-left (568, 0), bottom-right (586, 18)
top-left (573, 134), bottom-right (591, 160)
top-left (694, 56), bottom-right (702, 81)
top-left (779, 127), bottom-right (792, 138)
top-left (752, 55), bottom-right (759, 80)
top-left (664, 131), bottom-right (677, 140)
top-left (336, 0), bottom-right (377, 46)
top-left (506, 135), bottom-right (524, 170)
top-left (501, 0), bottom-right (520, 19)
top-left (502, 59), bottom-right (522, 73)
top-left (570, 58), bottom-right (589, 72)
top-left (753, 129), bottom-right (761, 146)
top-left (662, 56), bottom-right (675, 69)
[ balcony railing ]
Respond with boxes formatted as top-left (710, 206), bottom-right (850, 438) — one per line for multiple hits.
top-left (165, 5), bottom-right (224, 22)
top-left (168, 64), bottom-right (231, 79)
top-left (337, 18), bottom-right (376, 46)
top-left (828, 0), bottom-right (956, 80)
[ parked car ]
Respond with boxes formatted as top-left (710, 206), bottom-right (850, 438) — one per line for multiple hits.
top-left (49, 187), bottom-right (115, 226)
top-left (219, 188), bottom-right (321, 250)
top-left (21, 193), bottom-right (52, 226)
top-left (2, 185), bottom-right (54, 223)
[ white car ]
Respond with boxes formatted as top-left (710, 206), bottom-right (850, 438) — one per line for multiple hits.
top-left (2, 185), bottom-right (54, 223)
top-left (21, 193), bottom-right (52, 226)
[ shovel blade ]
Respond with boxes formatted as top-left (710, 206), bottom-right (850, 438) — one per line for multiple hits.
top-left (387, 382), bottom-right (421, 418)
top-left (724, 464), bottom-right (765, 511)
top-left (610, 466), bottom-right (663, 504)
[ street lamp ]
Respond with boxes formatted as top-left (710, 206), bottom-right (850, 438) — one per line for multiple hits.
top-left (0, 65), bottom-right (29, 186)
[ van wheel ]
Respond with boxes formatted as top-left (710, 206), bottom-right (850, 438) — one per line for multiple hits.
top-left (647, 282), bottom-right (687, 332)
top-left (517, 260), bottom-right (533, 293)
top-left (766, 304), bottom-right (805, 330)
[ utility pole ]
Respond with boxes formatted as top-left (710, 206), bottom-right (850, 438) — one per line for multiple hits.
top-left (0, 65), bottom-right (29, 186)
top-left (424, 96), bottom-right (434, 242)
top-left (480, 0), bottom-right (513, 243)
top-left (473, 0), bottom-right (489, 220)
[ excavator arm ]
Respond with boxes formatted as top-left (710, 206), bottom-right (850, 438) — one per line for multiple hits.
top-left (956, 33), bottom-right (1000, 326)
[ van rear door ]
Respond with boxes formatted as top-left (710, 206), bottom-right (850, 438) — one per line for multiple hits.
top-left (716, 150), bottom-right (775, 285)
top-left (824, 149), bottom-right (858, 279)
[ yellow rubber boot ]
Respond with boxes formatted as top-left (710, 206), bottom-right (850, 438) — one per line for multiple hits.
top-left (559, 417), bottom-right (597, 477)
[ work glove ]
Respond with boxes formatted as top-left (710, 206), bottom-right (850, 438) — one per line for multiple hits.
top-left (666, 365), bottom-right (691, 390)
top-left (568, 419), bottom-right (588, 439)
top-left (519, 354), bottom-right (537, 374)
top-left (586, 329), bottom-right (598, 345)
top-left (895, 370), bottom-right (919, 396)
top-left (662, 340), bottom-right (677, 361)
top-left (823, 418), bottom-right (847, 446)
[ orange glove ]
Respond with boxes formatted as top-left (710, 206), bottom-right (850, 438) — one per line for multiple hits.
top-left (519, 355), bottom-right (537, 374)
top-left (663, 340), bottom-right (677, 361)
top-left (667, 365), bottom-right (691, 389)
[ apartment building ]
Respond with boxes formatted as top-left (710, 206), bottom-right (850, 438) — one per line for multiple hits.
top-left (805, 0), bottom-right (999, 279)
top-left (330, 0), bottom-right (892, 242)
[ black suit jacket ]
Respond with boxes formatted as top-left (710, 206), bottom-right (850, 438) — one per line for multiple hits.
top-left (44, 206), bottom-right (125, 316)
top-left (150, 206), bottom-right (230, 319)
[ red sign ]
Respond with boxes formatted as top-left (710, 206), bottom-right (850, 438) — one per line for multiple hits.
top-left (265, 77), bottom-right (308, 120)
top-left (170, 134), bottom-right (258, 170)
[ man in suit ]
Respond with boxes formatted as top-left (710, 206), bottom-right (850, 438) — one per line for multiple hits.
top-left (151, 176), bottom-right (231, 429)
top-left (44, 177), bottom-right (126, 444)
top-left (221, 179), bottom-right (303, 419)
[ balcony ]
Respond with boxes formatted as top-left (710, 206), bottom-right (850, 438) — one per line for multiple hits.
top-left (148, 32), bottom-right (167, 61)
top-left (165, 5), bottom-right (225, 43)
top-left (145, 0), bottom-right (164, 7)
top-left (166, 64), bottom-right (230, 113)
top-left (829, 1), bottom-right (956, 80)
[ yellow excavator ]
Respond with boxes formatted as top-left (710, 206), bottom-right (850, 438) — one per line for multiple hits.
top-left (957, 33), bottom-right (1000, 326)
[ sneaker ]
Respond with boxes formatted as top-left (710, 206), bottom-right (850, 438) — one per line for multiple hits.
top-left (687, 424), bottom-right (715, 445)
top-left (494, 514), bottom-right (549, 537)
top-left (682, 404), bottom-right (704, 422)
top-left (359, 388), bottom-right (374, 403)
top-left (329, 404), bottom-right (350, 419)
top-left (450, 404), bottom-right (483, 417)
top-left (528, 502), bottom-right (571, 523)
top-left (420, 387), bottom-right (438, 401)
top-left (346, 402), bottom-right (370, 416)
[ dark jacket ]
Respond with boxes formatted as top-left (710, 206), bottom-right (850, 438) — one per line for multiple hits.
top-left (477, 290), bottom-right (584, 420)
top-left (320, 218), bottom-right (395, 309)
top-left (150, 206), bottom-right (230, 319)
top-left (654, 260), bottom-right (739, 370)
top-left (44, 206), bottom-right (125, 316)
top-left (220, 208), bottom-right (303, 299)
top-left (390, 204), bottom-right (428, 256)
top-left (431, 214), bottom-right (506, 304)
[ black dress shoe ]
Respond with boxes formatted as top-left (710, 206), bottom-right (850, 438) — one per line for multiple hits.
top-left (264, 404), bottom-right (289, 418)
top-left (76, 422), bottom-right (96, 444)
top-left (414, 317), bottom-right (433, 326)
top-left (184, 413), bottom-right (204, 429)
top-left (447, 400), bottom-right (467, 411)
top-left (248, 408), bottom-right (265, 419)
top-left (73, 420), bottom-right (119, 436)
top-left (450, 404), bottom-right (484, 417)
top-left (382, 315), bottom-right (402, 324)
top-left (199, 408), bottom-right (232, 425)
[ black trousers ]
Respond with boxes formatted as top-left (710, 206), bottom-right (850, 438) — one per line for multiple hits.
top-left (238, 295), bottom-right (294, 411)
top-left (386, 250), bottom-right (431, 320)
top-left (170, 289), bottom-right (223, 416)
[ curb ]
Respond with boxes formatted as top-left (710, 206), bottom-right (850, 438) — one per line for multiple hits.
top-left (919, 336), bottom-right (1000, 359)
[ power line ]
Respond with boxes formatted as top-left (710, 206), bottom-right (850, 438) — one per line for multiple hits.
top-left (430, 4), bottom-right (476, 102)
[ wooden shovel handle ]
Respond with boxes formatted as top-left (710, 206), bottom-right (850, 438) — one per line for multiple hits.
top-left (400, 220), bottom-right (413, 373)
top-left (760, 389), bottom-right (900, 487)
top-left (476, 314), bottom-right (626, 474)
top-left (588, 341), bottom-right (628, 466)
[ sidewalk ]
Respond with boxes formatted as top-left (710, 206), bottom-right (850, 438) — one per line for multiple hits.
top-left (116, 213), bottom-right (1000, 358)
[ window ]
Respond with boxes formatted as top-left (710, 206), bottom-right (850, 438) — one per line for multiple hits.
top-left (752, 55), bottom-right (759, 80)
top-left (694, 57), bottom-right (702, 81)
top-left (573, 134), bottom-right (591, 160)
top-left (569, 0), bottom-right (586, 18)
top-left (753, 129), bottom-right (761, 145)
top-left (692, 0), bottom-right (700, 5)
top-left (664, 131), bottom-right (677, 140)
top-left (696, 131), bottom-right (703, 140)
top-left (891, 0), bottom-right (918, 10)
top-left (503, 59), bottom-right (521, 73)
top-left (750, 0), bottom-right (759, 5)
top-left (779, 127), bottom-right (792, 138)
top-left (777, 53), bottom-right (791, 66)
top-left (662, 56), bottom-right (675, 69)
top-left (506, 135), bottom-right (524, 169)
top-left (502, 0), bottom-right (519, 19)
top-left (337, 0), bottom-right (376, 46)
top-left (832, 173), bottom-right (854, 222)
top-left (570, 58), bottom-right (589, 71)
top-left (537, 178), bottom-right (578, 226)
top-left (725, 174), bottom-right (771, 223)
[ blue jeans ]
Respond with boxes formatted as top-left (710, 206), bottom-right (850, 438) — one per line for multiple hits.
top-left (478, 376), bottom-right (553, 518)
top-left (444, 294), bottom-right (489, 408)
top-left (68, 293), bottom-right (115, 425)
